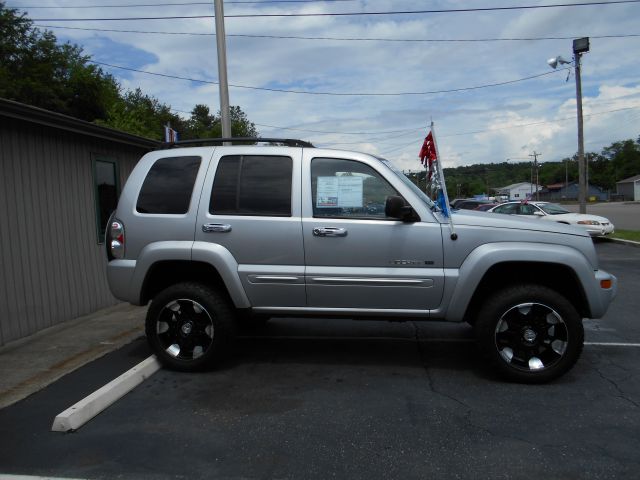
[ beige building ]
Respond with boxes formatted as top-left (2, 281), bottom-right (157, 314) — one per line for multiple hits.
top-left (0, 99), bottom-right (159, 345)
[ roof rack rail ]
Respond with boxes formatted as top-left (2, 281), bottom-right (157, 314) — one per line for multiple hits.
top-left (162, 137), bottom-right (314, 149)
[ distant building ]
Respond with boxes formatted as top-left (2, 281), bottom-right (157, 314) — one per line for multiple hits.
top-left (538, 181), bottom-right (608, 202)
top-left (0, 98), bottom-right (160, 346)
top-left (494, 182), bottom-right (541, 200)
top-left (616, 174), bottom-right (640, 201)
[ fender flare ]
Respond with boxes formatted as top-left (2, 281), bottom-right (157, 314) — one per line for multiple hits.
top-left (444, 242), bottom-right (594, 322)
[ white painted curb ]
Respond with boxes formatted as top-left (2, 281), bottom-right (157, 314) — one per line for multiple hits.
top-left (51, 355), bottom-right (161, 432)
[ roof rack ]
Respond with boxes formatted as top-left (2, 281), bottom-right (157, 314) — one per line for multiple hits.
top-left (162, 137), bottom-right (314, 149)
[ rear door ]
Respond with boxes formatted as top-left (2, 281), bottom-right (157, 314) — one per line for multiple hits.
top-left (195, 147), bottom-right (305, 307)
top-left (301, 150), bottom-right (445, 313)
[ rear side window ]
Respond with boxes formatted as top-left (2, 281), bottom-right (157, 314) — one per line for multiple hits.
top-left (136, 156), bottom-right (201, 214)
top-left (210, 155), bottom-right (292, 216)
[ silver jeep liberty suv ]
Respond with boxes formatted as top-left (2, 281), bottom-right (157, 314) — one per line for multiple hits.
top-left (106, 138), bottom-right (617, 383)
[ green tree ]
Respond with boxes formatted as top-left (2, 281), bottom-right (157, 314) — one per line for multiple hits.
top-left (98, 88), bottom-right (187, 140)
top-left (0, 2), bottom-right (119, 121)
top-left (182, 104), bottom-right (258, 139)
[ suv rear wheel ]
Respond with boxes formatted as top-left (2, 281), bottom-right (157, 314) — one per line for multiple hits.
top-left (145, 282), bottom-right (236, 371)
top-left (475, 284), bottom-right (584, 383)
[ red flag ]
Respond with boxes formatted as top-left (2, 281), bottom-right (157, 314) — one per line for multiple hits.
top-left (419, 132), bottom-right (437, 180)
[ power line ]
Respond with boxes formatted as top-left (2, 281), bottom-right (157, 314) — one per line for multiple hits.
top-left (255, 123), bottom-right (423, 135)
top-left (440, 106), bottom-right (638, 137)
top-left (29, 1), bottom-right (640, 21)
top-left (89, 60), bottom-right (568, 96)
top-left (32, 24), bottom-right (640, 42)
top-left (377, 106), bottom-right (639, 155)
top-left (11, 0), bottom-right (355, 7)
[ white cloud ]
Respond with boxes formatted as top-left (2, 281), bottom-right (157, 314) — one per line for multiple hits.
top-left (23, 0), bottom-right (640, 172)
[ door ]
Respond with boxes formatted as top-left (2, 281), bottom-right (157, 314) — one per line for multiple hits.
top-left (302, 152), bottom-right (445, 312)
top-left (195, 147), bottom-right (305, 307)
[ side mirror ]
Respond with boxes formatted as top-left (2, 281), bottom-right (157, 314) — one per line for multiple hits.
top-left (385, 196), bottom-right (418, 222)
top-left (533, 211), bottom-right (545, 217)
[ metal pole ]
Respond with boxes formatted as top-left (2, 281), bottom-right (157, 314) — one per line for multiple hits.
top-left (575, 53), bottom-right (586, 213)
top-left (429, 122), bottom-right (457, 240)
top-left (529, 151), bottom-right (541, 201)
top-left (214, 0), bottom-right (231, 141)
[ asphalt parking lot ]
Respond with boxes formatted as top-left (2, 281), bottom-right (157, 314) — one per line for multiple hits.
top-left (0, 241), bottom-right (639, 480)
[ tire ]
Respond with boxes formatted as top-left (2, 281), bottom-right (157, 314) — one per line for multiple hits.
top-left (475, 284), bottom-right (584, 384)
top-left (145, 282), bottom-right (237, 371)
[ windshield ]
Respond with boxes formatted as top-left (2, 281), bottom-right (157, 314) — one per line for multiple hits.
top-left (378, 157), bottom-right (439, 211)
top-left (539, 203), bottom-right (570, 215)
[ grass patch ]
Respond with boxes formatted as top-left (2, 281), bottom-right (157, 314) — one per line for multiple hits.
top-left (611, 229), bottom-right (640, 242)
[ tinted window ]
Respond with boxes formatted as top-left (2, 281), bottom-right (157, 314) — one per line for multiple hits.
top-left (136, 156), bottom-right (201, 214)
top-left (210, 155), bottom-right (292, 216)
top-left (520, 204), bottom-right (538, 215)
top-left (493, 203), bottom-right (519, 214)
top-left (311, 157), bottom-right (401, 219)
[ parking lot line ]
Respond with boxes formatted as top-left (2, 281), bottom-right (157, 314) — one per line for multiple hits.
top-left (51, 355), bottom-right (161, 433)
top-left (0, 476), bottom-right (86, 480)
top-left (241, 336), bottom-right (640, 347)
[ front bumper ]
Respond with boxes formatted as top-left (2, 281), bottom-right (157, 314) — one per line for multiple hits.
top-left (590, 269), bottom-right (618, 318)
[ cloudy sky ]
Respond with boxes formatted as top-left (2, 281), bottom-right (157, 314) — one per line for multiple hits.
top-left (13, 0), bottom-right (640, 171)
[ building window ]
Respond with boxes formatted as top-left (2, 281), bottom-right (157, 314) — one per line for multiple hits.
top-left (93, 157), bottom-right (119, 243)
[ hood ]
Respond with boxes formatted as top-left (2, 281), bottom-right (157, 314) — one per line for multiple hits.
top-left (550, 213), bottom-right (612, 223)
top-left (449, 209), bottom-right (590, 237)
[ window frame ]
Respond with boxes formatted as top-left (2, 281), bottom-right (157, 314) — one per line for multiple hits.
top-left (92, 155), bottom-right (120, 245)
top-left (310, 157), bottom-right (404, 221)
top-left (135, 155), bottom-right (202, 216)
top-left (209, 154), bottom-right (294, 217)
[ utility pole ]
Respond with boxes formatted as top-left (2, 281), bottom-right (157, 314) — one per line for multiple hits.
top-left (573, 37), bottom-right (589, 213)
top-left (214, 0), bottom-right (231, 142)
top-left (529, 151), bottom-right (541, 201)
top-left (547, 37), bottom-right (589, 212)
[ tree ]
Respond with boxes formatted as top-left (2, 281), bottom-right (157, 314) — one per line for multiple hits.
top-left (182, 104), bottom-right (258, 139)
top-left (98, 88), bottom-right (188, 141)
top-left (1, 3), bottom-right (259, 141)
top-left (0, 2), bottom-right (119, 121)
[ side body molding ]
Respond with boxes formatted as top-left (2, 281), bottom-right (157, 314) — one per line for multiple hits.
top-left (443, 242), bottom-right (596, 322)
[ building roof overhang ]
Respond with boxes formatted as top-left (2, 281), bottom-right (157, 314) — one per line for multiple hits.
top-left (0, 98), bottom-right (161, 150)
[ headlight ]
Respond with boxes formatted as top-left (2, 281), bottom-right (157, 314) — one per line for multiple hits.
top-left (577, 220), bottom-right (601, 225)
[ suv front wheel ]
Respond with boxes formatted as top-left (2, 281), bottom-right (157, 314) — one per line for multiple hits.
top-left (475, 284), bottom-right (584, 383)
top-left (145, 282), bottom-right (236, 371)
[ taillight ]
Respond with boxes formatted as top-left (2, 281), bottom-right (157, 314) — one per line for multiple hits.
top-left (109, 220), bottom-right (125, 259)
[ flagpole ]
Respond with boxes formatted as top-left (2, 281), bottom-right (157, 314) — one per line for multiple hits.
top-left (429, 121), bottom-right (457, 241)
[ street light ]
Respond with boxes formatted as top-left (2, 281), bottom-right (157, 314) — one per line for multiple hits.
top-left (548, 37), bottom-right (589, 214)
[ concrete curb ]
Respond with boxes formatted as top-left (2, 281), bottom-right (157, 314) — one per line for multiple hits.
top-left (600, 237), bottom-right (640, 248)
top-left (0, 304), bottom-right (146, 410)
top-left (51, 355), bottom-right (161, 432)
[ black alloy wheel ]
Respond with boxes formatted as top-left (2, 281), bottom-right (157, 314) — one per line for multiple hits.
top-left (476, 284), bottom-right (584, 383)
top-left (146, 282), bottom-right (236, 371)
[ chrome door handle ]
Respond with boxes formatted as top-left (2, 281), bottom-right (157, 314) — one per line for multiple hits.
top-left (202, 223), bottom-right (232, 233)
top-left (313, 227), bottom-right (347, 237)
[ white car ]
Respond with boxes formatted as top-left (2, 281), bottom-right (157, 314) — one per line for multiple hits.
top-left (488, 201), bottom-right (615, 237)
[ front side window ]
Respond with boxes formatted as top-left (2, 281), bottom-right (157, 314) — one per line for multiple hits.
top-left (539, 203), bottom-right (570, 215)
top-left (493, 203), bottom-right (519, 214)
top-left (93, 157), bottom-right (118, 242)
top-left (210, 155), bottom-right (292, 216)
top-left (136, 156), bottom-right (201, 214)
top-left (311, 157), bottom-right (402, 219)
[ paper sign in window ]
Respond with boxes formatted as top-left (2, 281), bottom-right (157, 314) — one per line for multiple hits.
top-left (316, 176), bottom-right (363, 208)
